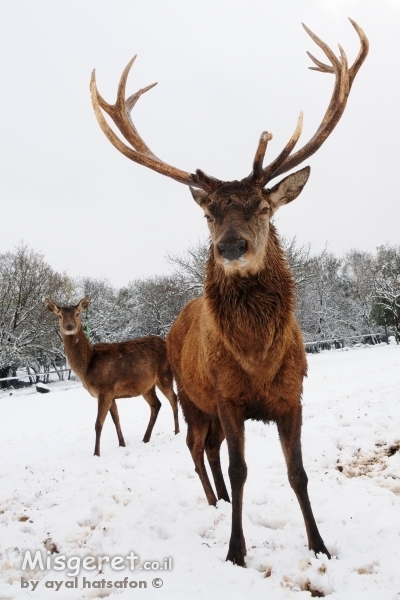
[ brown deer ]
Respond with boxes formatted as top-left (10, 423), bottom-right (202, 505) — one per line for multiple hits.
top-left (44, 296), bottom-right (180, 456)
top-left (90, 20), bottom-right (368, 564)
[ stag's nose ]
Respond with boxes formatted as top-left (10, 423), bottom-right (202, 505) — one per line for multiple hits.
top-left (217, 238), bottom-right (247, 261)
top-left (65, 324), bottom-right (74, 332)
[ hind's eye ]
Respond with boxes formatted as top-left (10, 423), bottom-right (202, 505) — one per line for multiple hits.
top-left (205, 214), bottom-right (213, 222)
top-left (259, 207), bottom-right (269, 215)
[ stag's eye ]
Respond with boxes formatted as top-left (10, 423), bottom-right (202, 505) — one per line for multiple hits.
top-left (259, 206), bottom-right (269, 215)
top-left (204, 214), bottom-right (213, 222)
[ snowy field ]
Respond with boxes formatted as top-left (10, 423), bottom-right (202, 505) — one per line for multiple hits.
top-left (1, 342), bottom-right (400, 599)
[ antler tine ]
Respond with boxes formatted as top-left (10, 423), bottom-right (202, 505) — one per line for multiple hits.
top-left (302, 23), bottom-right (341, 71)
top-left (348, 18), bottom-right (369, 82)
top-left (95, 56), bottom-right (159, 159)
top-left (90, 58), bottom-right (215, 189)
top-left (91, 69), bottom-right (199, 186)
top-left (126, 82), bottom-right (158, 112)
top-left (251, 132), bottom-right (273, 183)
top-left (248, 112), bottom-right (303, 186)
top-left (116, 55), bottom-right (137, 108)
top-left (266, 19), bottom-right (368, 181)
top-left (306, 51), bottom-right (334, 73)
top-left (338, 44), bottom-right (350, 103)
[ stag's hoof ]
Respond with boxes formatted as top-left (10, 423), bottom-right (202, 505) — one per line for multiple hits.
top-left (226, 551), bottom-right (246, 567)
top-left (312, 540), bottom-right (331, 560)
top-left (226, 537), bottom-right (247, 567)
top-left (218, 491), bottom-right (231, 503)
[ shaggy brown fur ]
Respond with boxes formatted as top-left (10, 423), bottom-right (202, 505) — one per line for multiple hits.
top-left (45, 296), bottom-right (179, 456)
top-left (90, 19), bottom-right (368, 564)
top-left (167, 174), bottom-right (330, 566)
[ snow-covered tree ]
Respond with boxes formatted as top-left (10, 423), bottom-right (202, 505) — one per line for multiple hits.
top-left (124, 275), bottom-right (193, 338)
top-left (371, 244), bottom-right (400, 341)
top-left (0, 242), bottom-right (74, 382)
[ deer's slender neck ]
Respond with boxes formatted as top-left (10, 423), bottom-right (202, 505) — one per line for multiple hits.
top-left (62, 325), bottom-right (92, 379)
top-left (204, 227), bottom-right (294, 346)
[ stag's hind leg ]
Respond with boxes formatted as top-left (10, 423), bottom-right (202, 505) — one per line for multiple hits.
top-left (109, 400), bottom-right (126, 448)
top-left (205, 419), bottom-right (230, 502)
top-left (156, 369), bottom-right (180, 435)
top-left (180, 390), bottom-right (219, 506)
top-left (142, 387), bottom-right (162, 443)
top-left (277, 405), bottom-right (331, 558)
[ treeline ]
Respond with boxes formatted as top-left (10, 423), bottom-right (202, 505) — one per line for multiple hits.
top-left (0, 239), bottom-right (399, 384)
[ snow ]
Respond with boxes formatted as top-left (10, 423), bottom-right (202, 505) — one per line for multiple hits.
top-left (1, 343), bottom-right (400, 599)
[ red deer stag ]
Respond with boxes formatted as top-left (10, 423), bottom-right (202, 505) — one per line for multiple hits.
top-left (90, 20), bottom-right (368, 564)
top-left (44, 296), bottom-right (179, 456)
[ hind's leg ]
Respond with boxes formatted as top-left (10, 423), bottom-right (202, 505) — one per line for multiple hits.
top-left (94, 393), bottom-right (113, 457)
top-left (109, 400), bottom-right (126, 448)
top-left (142, 387), bottom-right (162, 443)
top-left (156, 368), bottom-right (180, 435)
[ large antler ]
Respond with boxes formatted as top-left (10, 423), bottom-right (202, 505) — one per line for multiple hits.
top-left (91, 19), bottom-right (368, 192)
top-left (90, 57), bottom-right (219, 191)
top-left (248, 18), bottom-right (369, 187)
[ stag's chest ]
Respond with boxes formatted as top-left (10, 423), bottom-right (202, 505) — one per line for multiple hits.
top-left (200, 318), bottom-right (305, 410)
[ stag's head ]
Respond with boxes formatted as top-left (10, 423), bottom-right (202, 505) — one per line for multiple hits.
top-left (190, 167), bottom-right (310, 274)
top-left (44, 296), bottom-right (91, 336)
top-left (90, 19), bottom-right (368, 275)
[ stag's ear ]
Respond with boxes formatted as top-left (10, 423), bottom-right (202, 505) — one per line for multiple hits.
top-left (267, 166), bottom-right (310, 213)
top-left (43, 298), bottom-right (60, 315)
top-left (77, 295), bottom-right (91, 312)
top-left (190, 186), bottom-right (209, 208)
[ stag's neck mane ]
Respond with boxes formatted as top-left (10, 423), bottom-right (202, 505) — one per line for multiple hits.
top-left (204, 226), bottom-right (295, 344)
top-left (62, 324), bottom-right (93, 378)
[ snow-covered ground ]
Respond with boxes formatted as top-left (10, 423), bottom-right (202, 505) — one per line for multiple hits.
top-left (1, 343), bottom-right (399, 599)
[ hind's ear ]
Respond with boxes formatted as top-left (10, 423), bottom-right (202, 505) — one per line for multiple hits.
top-left (77, 295), bottom-right (91, 312)
top-left (44, 298), bottom-right (61, 315)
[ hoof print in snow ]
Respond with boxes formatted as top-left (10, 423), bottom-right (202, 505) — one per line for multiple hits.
top-left (43, 538), bottom-right (59, 553)
top-left (304, 581), bottom-right (325, 598)
top-left (36, 384), bottom-right (50, 393)
top-left (337, 441), bottom-right (400, 486)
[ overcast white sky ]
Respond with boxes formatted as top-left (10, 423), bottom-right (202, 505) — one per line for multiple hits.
top-left (0, 0), bottom-right (399, 288)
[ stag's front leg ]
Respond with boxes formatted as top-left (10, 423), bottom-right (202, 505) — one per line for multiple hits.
top-left (217, 399), bottom-right (247, 566)
top-left (277, 405), bottom-right (331, 558)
